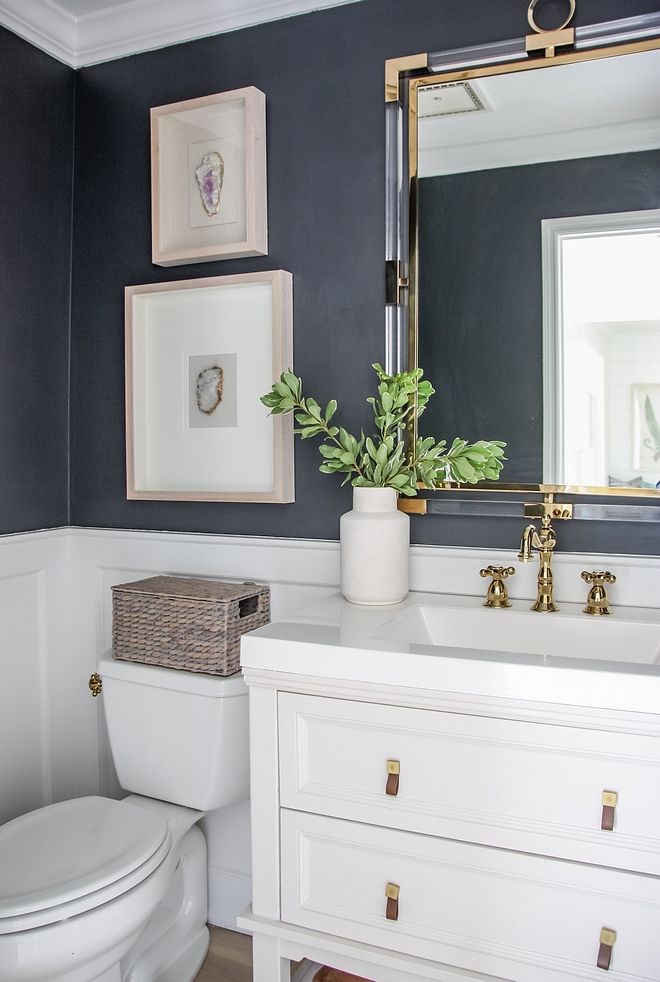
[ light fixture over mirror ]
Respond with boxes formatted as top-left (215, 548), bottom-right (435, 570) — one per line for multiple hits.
top-left (385, 4), bottom-right (660, 502)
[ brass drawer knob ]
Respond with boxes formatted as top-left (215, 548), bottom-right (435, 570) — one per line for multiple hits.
top-left (88, 672), bottom-right (103, 697)
top-left (385, 882), bottom-right (399, 921)
top-left (601, 790), bottom-right (618, 832)
top-left (386, 759), bottom-right (400, 797)
top-left (597, 928), bottom-right (616, 970)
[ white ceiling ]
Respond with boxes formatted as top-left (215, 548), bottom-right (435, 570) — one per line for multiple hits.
top-left (0, 0), bottom-right (361, 67)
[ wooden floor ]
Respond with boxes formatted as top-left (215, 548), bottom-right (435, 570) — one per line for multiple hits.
top-left (195, 928), bottom-right (314, 982)
top-left (195, 927), bottom-right (253, 982)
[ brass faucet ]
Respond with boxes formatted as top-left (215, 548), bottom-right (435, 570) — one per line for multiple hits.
top-left (581, 570), bottom-right (616, 615)
top-left (480, 565), bottom-right (516, 608)
top-left (518, 497), bottom-right (572, 613)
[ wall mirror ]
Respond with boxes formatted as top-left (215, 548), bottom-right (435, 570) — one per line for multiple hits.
top-left (385, 9), bottom-right (660, 501)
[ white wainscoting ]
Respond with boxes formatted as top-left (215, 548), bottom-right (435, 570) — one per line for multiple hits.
top-left (0, 529), bottom-right (80, 825)
top-left (1, 525), bottom-right (659, 928)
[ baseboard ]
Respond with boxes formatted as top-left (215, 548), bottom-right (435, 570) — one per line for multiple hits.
top-left (207, 870), bottom-right (253, 929)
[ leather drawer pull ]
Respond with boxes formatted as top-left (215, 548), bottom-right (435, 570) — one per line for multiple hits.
top-left (385, 759), bottom-right (400, 797)
top-left (385, 883), bottom-right (399, 921)
top-left (597, 928), bottom-right (616, 971)
top-left (601, 790), bottom-right (618, 831)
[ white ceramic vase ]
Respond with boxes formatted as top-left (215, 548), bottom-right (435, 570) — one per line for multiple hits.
top-left (340, 486), bottom-right (410, 605)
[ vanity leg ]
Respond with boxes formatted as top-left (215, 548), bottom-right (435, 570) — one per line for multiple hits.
top-left (252, 934), bottom-right (290, 982)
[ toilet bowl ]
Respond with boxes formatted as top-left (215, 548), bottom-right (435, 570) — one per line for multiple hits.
top-left (0, 652), bottom-right (249, 982)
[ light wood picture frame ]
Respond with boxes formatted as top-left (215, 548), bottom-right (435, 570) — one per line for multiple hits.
top-left (632, 383), bottom-right (660, 474)
top-left (125, 270), bottom-right (293, 502)
top-left (151, 87), bottom-right (267, 266)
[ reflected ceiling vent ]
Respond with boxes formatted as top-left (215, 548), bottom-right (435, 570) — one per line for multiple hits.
top-left (418, 81), bottom-right (490, 119)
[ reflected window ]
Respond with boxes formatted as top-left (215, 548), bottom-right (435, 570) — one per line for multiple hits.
top-left (545, 214), bottom-right (660, 488)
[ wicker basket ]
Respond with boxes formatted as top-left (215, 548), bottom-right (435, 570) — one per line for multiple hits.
top-left (112, 575), bottom-right (270, 676)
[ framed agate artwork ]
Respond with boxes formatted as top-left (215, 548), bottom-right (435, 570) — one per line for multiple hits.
top-left (125, 271), bottom-right (294, 502)
top-left (151, 88), bottom-right (268, 265)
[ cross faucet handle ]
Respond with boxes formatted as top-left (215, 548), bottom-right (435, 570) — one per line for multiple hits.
top-left (581, 570), bottom-right (616, 586)
top-left (480, 565), bottom-right (516, 609)
top-left (581, 570), bottom-right (616, 616)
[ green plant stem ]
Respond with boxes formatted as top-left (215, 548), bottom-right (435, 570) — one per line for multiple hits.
top-left (261, 364), bottom-right (506, 492)
top-left (299, 397), bottom-right (366, 480)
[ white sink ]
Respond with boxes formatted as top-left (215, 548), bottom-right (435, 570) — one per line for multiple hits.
top-left (378, 601), bottom-right (660, 665)
top-left (243, 591), bottom-right (660, 714)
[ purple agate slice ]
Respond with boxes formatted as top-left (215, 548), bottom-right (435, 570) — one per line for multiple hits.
top-left (195, 151), bottom-right (224, 217)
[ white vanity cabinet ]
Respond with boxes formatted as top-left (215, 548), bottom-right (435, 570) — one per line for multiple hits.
top-left (278, 693), bottom-right (660, 875)
top-left (238, 596), bottom-right (660, 982)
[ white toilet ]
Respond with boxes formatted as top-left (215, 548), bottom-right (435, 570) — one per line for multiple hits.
top-left (0, 651), bottom-right (249, 982)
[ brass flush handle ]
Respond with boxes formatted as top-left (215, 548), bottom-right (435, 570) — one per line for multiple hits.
top-left (597, 928), bottom-right (616, 971)
top-left (480, 565), bottom-right (515, 609)
top-left (582, 571), bottom-right (616, 616)
top-left (601, 790), bottom-right (618, 832)
top-left (385, 883), bottom-right (400, 921)
top-left (88, 672), bottom-right (103, 697)
top-left (386, 759), bottom-right (400, 797)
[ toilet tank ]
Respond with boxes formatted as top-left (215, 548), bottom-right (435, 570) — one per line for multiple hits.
top-left (99, 651), bottom-right (249, 811)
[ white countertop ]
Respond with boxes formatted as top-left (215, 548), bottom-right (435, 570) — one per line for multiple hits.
top-left (240, 591), bottom-right (660, 716)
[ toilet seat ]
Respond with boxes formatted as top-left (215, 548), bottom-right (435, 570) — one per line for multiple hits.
top-left (0, 796), bottom-right (171, 934)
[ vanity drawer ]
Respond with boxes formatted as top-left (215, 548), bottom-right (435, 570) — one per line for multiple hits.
top-left (281, 809), bottom-right (660, 982)
top-left (278, 692), bottom-right (660, 873)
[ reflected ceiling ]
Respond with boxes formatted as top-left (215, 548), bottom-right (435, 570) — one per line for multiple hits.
top-left (418, 47), bottom-right (660, 177)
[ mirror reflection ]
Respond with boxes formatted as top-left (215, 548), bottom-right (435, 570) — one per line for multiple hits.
top-left (545, 211), bottom-right (660, 489)
top-left (414, 45), bottom-right (660, 491)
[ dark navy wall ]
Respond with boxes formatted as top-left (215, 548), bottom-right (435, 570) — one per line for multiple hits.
top-left (69, 0), bottom-right (660, 553)
top-left (0, 27), bottom-right (73, 534)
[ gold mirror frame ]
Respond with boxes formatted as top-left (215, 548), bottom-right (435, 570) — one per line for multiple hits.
top-left (385, 17), bottom-right (660, 505)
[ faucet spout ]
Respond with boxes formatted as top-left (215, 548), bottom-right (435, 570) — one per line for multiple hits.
top-left (517, 515), bottom-right (560, 612)
top-left (518, 497), bottom-right (572, 612)
top-left (517, 524), bottom-right (536, 563)
top-left (531, 519), bottom-right (559, 612)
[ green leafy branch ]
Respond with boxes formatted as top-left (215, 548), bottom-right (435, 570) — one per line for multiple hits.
top-left (261, 364), bottom-right (505, 495)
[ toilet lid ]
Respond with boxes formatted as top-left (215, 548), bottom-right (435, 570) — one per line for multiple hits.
top-left (0, 796), bottom-right (169, 920)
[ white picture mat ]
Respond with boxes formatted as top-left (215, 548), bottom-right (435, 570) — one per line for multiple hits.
top-left (158, 98), bottom-right (246, 251)
top-left (131, 282), bottom-right (274, 493)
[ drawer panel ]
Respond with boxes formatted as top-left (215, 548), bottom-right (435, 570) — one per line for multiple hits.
top-left (281, 809), bottom-right (660, 982)
top-left (278, 693), bottom-right (660, 873)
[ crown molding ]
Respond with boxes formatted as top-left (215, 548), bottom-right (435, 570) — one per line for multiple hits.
top-left (0, 0), bottom-right (76, 64)
top-left (0, 0), bottom-right (361, 68)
